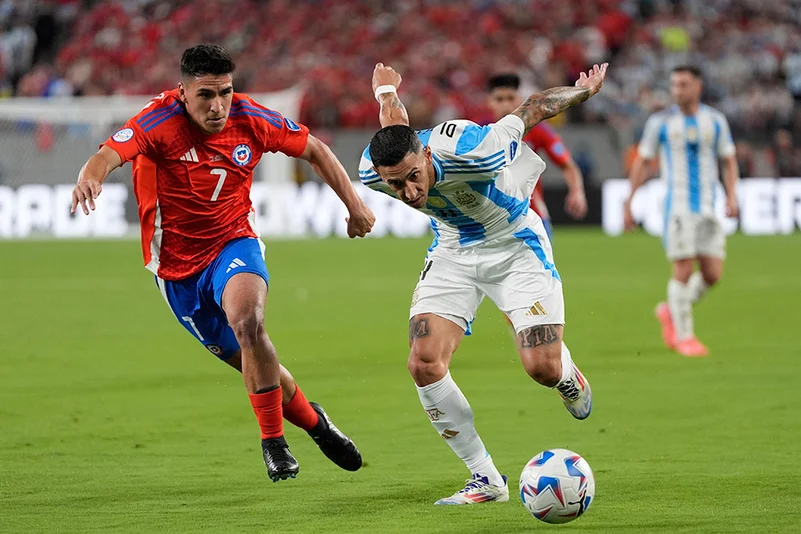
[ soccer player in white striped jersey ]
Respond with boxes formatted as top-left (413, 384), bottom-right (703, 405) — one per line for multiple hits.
top-left (624, 65), bottom-right (740, 357)
top-left (360, 63), bottom-right (607, 505)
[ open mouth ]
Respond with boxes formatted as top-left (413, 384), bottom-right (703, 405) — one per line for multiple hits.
top-left (208, 117), bottom-right (225, 126)
top-left (407, 197), bottom-right (425, 208)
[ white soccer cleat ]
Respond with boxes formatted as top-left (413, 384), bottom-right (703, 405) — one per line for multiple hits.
top-left (557, 364), bottom-right (592, 420)
top-left (434, 474), bottom-right (509, 505)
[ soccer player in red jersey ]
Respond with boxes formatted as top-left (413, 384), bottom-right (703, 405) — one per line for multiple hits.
top-left (486, 74), bottom-right (588, 238)
top-left (71, 44), bottom-right (375, 482)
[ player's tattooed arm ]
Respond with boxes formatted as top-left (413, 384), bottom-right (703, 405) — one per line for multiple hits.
top-left (513, 63), bottom-right (608, 134)
top-left (518, 325), bottom-right (562, 348)
top-left (372, 63), bottom-right (409, 127)
top-left (378, 93), bottom-right (410, 127)
top-left (513, 87), bottom-right (591, 132)
top-left (409, 317), bottom-right (430, 341)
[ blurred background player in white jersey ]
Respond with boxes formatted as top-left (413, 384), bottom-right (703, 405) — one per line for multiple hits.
top-left (623, 66), bottom-right (740, 357)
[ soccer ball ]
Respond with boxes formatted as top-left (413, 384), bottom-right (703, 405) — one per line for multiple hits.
top-left (519, 448), bottom-right (595, 524)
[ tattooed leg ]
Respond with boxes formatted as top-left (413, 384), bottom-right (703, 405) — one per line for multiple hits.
top-left (517, 324), bottom-right (564, 387)
top-left (407, 313), bottom-right (465, 387)
top-left (409, 316), bottom-right (431, 341)
top-left (408, 313), bottom-right (505, 489)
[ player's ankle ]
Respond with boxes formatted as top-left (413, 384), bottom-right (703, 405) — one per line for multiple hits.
top-left (307, 413), bottom-right (326, 436)
top-left (470, 457), bottom-right (504, 486)
top-left (262, 435), bottom-right (288, 446)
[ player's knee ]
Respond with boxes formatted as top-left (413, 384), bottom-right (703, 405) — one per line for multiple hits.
top-left (407, 348), bottom-right (448, 387)
top-left (521, 345), bottom-right (562, 387)
top-left (701, 268), bottom-right (721, 286)
top-left (672, 260), bottom-right (694, 283)
top-left (229, 312), bottom-right (264, 348)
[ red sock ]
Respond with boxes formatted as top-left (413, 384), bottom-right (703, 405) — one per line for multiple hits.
top-left (249, 387), bottom-right (283, 439)
top-left (282, 386), bottom-right (320, 431)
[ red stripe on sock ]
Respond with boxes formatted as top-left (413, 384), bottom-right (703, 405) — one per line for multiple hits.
top-left (283, 386), bottom-right (319, 431)
top-left (249, 388), bottom-right (283, 439)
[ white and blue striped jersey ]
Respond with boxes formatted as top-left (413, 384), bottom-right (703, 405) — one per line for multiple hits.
top-left (638, 104), bottom-right (735, 217)
top-left (358, 115), bottom-right (546, 247)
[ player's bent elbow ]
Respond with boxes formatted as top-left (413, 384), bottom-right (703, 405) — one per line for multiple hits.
top-left (299, 134), bottom-right (327, 164)
top-left (97, 145), bottom-right (123, 174)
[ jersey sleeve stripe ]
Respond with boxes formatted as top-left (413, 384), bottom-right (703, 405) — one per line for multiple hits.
top-left (440, 149), bottom-right (505, 165)
top-left (360, 175), bottom-right (381, 185)
top-left (442, 160), bottom-right (506, 174)
top-left (231, 102), bottom-right (282, 119)
top-left (143, 110), bottom-right (182, 132)
top-left (232, 100), bottom-right (279, 112)
top-left (441, 158), bottom-right (505, 171)
top-left (440, 152), bottom-right (505, 169)
top-left (229, 110), bottom-right (283, 129)
top-left (138, 102), bottom-right (181, 128)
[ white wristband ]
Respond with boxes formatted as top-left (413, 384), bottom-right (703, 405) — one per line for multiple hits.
top-left (375, 85), bottom-right (397, 101)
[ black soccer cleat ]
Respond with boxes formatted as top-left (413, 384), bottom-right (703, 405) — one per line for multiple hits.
top-left (307, 402), bottom-right (362, 472)
top-left (261, 436), bottom-right (299, 482)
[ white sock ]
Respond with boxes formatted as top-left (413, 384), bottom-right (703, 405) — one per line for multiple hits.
top-left (416, 372), bottom-right (504, 486)
top-left (556, 342), bottom-right (574, 387)
top-left (687, 272), bottom-right (709, 305)
top-left (667, 279), bottom-right (693, 341)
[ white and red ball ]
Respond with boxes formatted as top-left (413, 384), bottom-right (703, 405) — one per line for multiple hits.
top-left (519, 448), bottom-right (595, 524)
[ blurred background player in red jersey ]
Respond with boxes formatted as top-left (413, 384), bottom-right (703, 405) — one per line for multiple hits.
top-left (71, 44), bottom-right (374, 482)
top-left (485, 74), bottom-right (588, 239)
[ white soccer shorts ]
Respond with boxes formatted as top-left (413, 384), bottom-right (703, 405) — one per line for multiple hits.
top-left (409, 224), bottom-right (565, 334)
top-left (664, 213), bottom-right (726, 261)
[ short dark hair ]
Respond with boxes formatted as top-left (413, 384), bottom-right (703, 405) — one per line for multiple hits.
top-left (671, 65), bottom-right (702, 80)
top-left (369, 125), bottom-right (422, 167)
top-left (180, 44), bottom-right (235, 78)
top-left (488, 73), bottom-right (521, 92)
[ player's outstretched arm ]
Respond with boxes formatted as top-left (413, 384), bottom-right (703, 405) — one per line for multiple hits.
top-left (560, 157), bottom-right (587, 219)
top-left (513, 63), bottom-right (608, 135)
top-left (623, 154), bottom-right (654, 231)
top-left (721, 155), bottom-right (740, 218)
top-left (299, 135), bottom-right (375, 238)
top-left (71, 146), bottom-right (123, 215)
top-left (372, 63), bottom-right (409, 127)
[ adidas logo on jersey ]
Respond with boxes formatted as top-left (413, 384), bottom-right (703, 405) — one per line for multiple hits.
top-left (226, 258), bottom-right (246, 273)
top-left (179, 147), bottom-right (199, 162)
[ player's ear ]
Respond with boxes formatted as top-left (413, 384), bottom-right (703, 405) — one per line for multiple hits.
top-left (424, 146), bottom-right (432, 163)
top-left (177, 81), bottom-right (187, 104)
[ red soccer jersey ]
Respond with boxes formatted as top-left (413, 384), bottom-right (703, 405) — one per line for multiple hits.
top-left (103, 89), bottom-right (309, 280)
top-left (523, 123), bottom-right (572, 216)
top-left (523, 122), bottom-right (571, 168)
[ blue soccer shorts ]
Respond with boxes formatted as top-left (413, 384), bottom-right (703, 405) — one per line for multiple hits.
top-left (155, 237), bottom-right (269, 360)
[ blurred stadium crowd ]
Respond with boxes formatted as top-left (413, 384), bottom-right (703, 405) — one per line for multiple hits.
top-left (4, 0), bottom-right (801, 176)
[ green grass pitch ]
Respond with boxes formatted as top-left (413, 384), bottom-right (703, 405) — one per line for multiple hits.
top-left (1, 230), bottom-right (800, 533)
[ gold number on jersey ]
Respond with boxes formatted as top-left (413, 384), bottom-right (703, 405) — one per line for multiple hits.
top-left (210, 168), bottom-right (228, 201)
